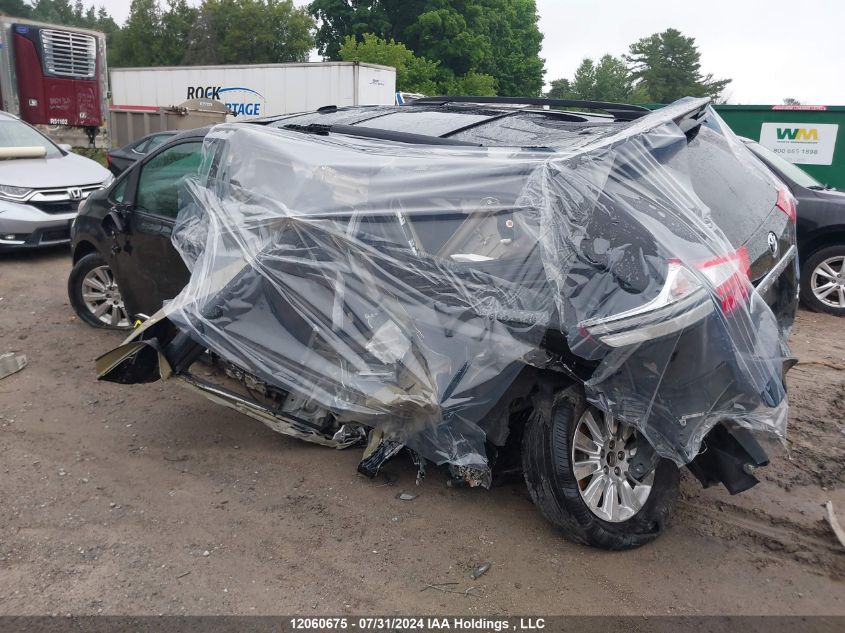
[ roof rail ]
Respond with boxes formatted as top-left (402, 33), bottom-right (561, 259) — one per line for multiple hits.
top-left (283, 123), bottom-right (482, 147)
top-left (411, 96), bottom-right (650, 121)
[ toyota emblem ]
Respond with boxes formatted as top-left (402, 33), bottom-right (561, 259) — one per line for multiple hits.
top-left (767, 232), bottom-right (779, 257)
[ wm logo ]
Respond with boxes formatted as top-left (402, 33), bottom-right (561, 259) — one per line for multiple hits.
top-left (777, 127), bottom-right (819, 141)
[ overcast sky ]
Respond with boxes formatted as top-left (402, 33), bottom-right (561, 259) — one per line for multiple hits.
top-left (99, 0), bottom-right (843, 104)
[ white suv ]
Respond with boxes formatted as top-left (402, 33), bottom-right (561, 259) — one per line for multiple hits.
top-left (0, 111), bottom-right (111, 250)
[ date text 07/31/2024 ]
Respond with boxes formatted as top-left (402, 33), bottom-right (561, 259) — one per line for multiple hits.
top-left (289, 617), bottom-right (547, 631)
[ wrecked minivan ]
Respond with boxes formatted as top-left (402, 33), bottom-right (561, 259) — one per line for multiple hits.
top-left (97, 97), bottom-right (798, 549)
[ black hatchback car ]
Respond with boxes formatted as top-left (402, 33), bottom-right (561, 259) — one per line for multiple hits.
top-left (742, 138), bottom-right (845, 316)
top-left (69, 129), bottom-right (203, 327)
top-left (106, 131), bottom-right (178, 177)
top-left (72, 97), bottom-right (797, 550)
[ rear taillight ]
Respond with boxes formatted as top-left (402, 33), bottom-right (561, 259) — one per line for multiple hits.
top-left (776, 187), bottom-right (797, 223)
top-left (106, 154), bottom-right (112, 167)
top-left (580, 247), bottom-right (751, 347)
top-left (693, 246), bottom-right (751, 314)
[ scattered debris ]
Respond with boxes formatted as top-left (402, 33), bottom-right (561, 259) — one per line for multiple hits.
top-left (422, 582), bottom-right (482, 598)
top-left (176, 571), bottom-right (191, 579)
top-left (0, 353), bottom-right (26, 380)
top-left (202, 550), bottom-right (210, 557)
top-left (358, 430), bottom-right (404, 479)
top-left (471, 562), bottom-right (491, 579)
top-left (825, 501), bottom-right (845, 549)
top-left (447, 465), bottom-right (491, 488)
top-left (407, 448), bottom-right (427, 485)
top-left (397, 491), bottom-right (417, 501)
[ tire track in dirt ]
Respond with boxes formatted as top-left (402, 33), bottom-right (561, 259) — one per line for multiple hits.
top-left (678, 497), bottom-right (844, 577)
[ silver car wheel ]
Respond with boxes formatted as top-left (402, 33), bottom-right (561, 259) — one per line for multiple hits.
top-left (571, 408), bottom-right (655, 523)
top-left (81, 265), bottom-right (130, 328)
top-left (811, 256), bottom-right (845, 308)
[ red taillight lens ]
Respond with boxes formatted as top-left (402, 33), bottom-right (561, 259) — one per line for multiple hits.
top-left (776, 187), bottom-right (797, 223)
top-left (106, 154), bottom-right (112, 166)
top-left (696, 246), bottom-right (751, 314)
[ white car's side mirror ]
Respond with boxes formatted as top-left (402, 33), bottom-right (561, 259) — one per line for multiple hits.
top-left (58, 143), bottom-right (73, 153)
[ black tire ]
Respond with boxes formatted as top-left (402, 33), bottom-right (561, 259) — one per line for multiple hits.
top-left (522, 389), bottom-right (679, 550)
top-left (800, 245), bottom-right (845, 316)
top-left (68, 252), bottom-right (131, 329)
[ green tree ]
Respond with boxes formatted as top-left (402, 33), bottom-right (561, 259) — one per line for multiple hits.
top-left (626, 28), bottom-right (730, 102)
top-left (29, 0), bottom-right (75, 23)
top-left (441, 70), bottom-right (496, 96)
top-left (339, 33), bottom-right (494, 96)
top-left (112, 0), bottom-right (162, 67)
top-left (309, 0), bottom-right (543, 95)
top-left (186, 0), bottom-right (314, 65)
top-left (158, 0), bottom-right (197, 65)
top-left (0, 0), bottom-right (32, 17)
top-left (552, 54), bottom-right (631, 102)
top-left (545, 78), bottom-right (572, 99)
top-left (476, 0), bottom-right (543, 96)
top-left (309, 0), bottom-right (398, 59)
top-left (109, 0), bottom-right (314, 67)
top-left (339, 33), bottom-right (439, 95)
top-left (593, 54), bottom-right (630, 101)
top-left (570, 58), bottom-right (595, 99)
top-left (403, 1), bottom-right (495, 80)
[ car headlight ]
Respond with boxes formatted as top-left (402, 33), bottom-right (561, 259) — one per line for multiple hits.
top-left (580, 247), bottom-right (750, 348)
top-left (0, 184), bottom-right (34, 202)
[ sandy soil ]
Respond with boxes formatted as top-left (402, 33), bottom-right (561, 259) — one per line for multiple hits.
top-left (0, 248), bottom-right (843, 616)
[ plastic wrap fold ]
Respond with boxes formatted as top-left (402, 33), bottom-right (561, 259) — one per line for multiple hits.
top-left (164, 101), bottom-right (793, 476)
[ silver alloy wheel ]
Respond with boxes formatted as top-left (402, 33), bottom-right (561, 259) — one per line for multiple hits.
top-left (81, 265), bottom-right (130, 327)
top-left (571, 407), bottom-right (655, 523)
top-left (811, 256), bottom-right (845, 308)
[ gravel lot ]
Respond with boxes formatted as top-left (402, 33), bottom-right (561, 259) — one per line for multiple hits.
top-left (0, 248), bottom-right (843, 615)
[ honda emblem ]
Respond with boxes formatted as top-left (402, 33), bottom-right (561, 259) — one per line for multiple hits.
top-left (68, 187), bottom-right (83, 200)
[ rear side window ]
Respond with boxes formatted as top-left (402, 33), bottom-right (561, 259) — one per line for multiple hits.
top-left (137, 142), bottom-right (203, 218)
top-left (132, 137), bottom-right (152, 153)
top-left (145, 134), bottom-right (173, 153)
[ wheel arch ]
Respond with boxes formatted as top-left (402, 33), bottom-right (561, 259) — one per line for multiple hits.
top-left (72, 240), bottom-right (98, 264)
top-left (799, 228), bottom-right (845, 264)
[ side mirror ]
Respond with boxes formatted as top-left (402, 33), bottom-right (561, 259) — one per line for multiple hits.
top-left (58, 143), bottom-right (73, 153)
top-left (104, 205), bottom-right (130, 236)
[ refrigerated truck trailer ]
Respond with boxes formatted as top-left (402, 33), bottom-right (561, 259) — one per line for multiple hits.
top-left (110, 61), bottom-right (397, 119)
top-left (0, 17), bottom-right (108, 141)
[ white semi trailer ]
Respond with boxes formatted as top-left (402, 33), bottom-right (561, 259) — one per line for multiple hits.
top-left (109, 61), bottom-right (397, 119)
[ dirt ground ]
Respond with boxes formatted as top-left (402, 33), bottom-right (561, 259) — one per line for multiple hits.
top-left (0, 248), bottom-right (843, 616)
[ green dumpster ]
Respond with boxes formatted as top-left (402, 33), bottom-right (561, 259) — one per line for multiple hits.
top-left (647, 104), bottom-right (844, 189)
top-left (714, 105), bottom-right (844, 189)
